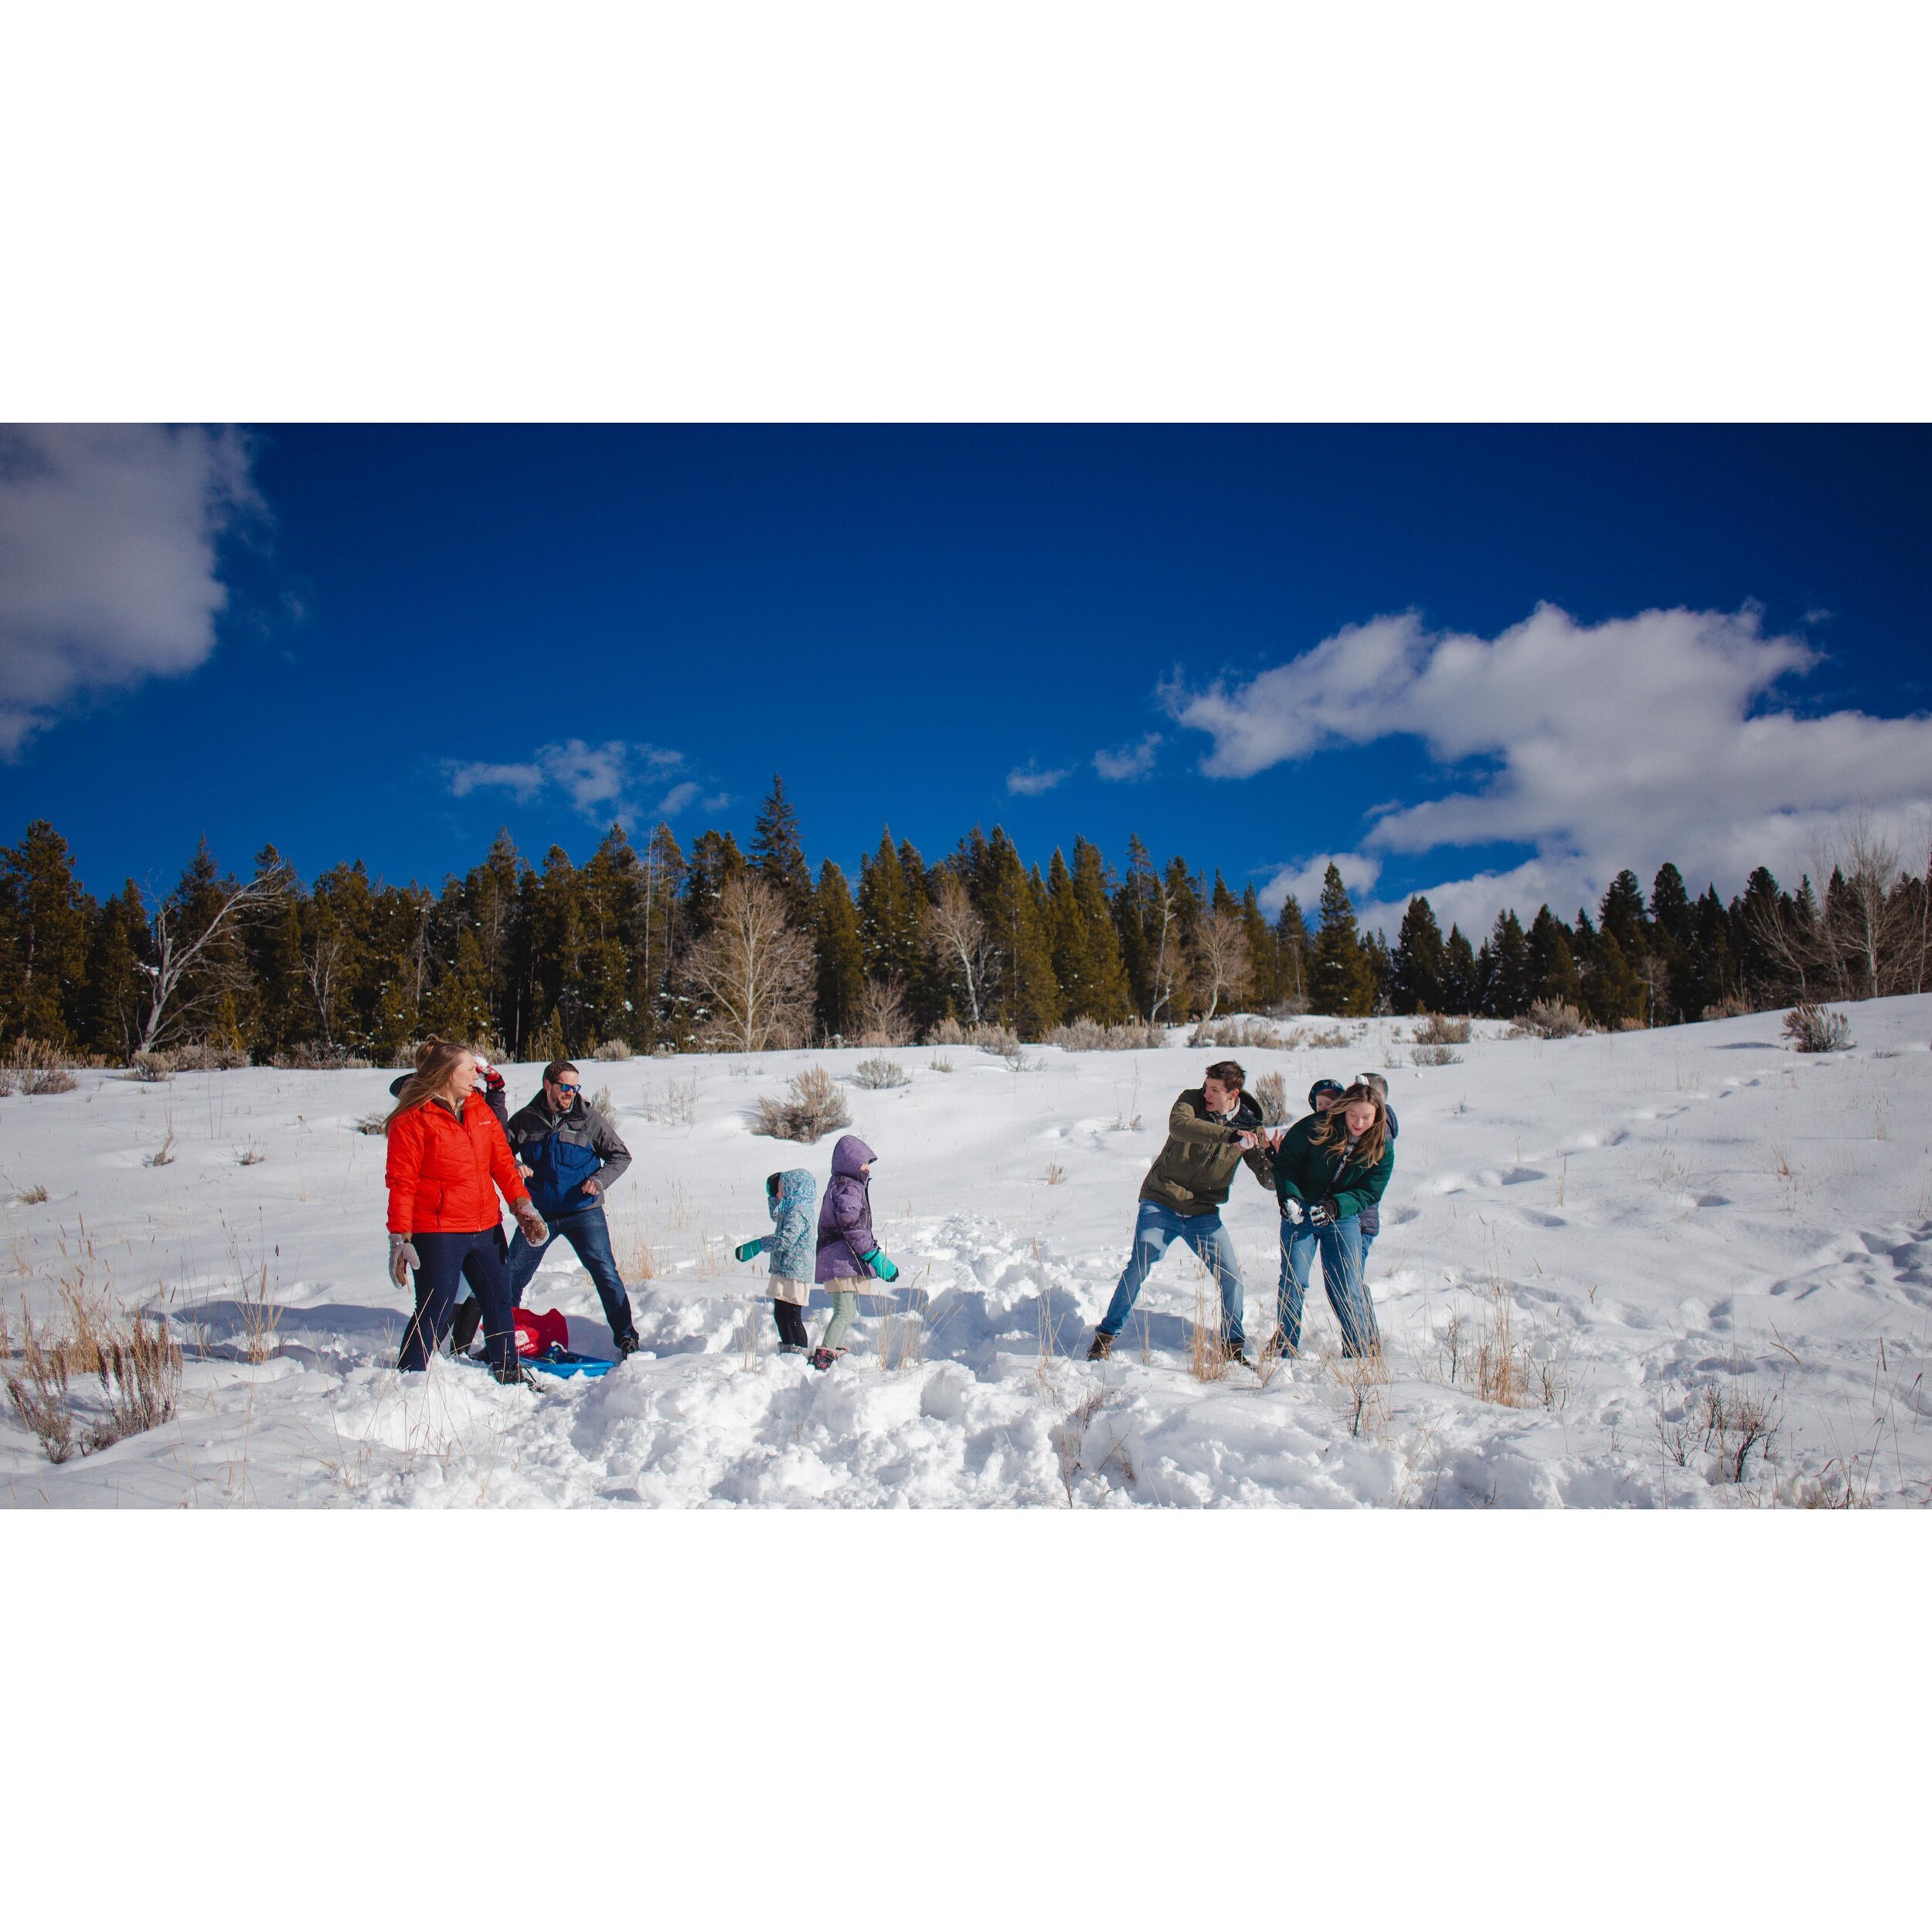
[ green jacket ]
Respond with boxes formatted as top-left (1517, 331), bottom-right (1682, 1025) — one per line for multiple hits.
top-left (1271, 1114), bottom-right (1394, 1222)
top-left (1140, 1088), bottom-right (1274, 1217)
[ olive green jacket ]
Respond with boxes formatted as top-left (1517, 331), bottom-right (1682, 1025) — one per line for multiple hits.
top-left (1138, 1088), bottom-right (1275, 1217)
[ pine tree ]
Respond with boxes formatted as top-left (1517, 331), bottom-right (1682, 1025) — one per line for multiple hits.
top-left (1526, 905), bottom-right (1582, 1009)
top-left (1362, 928), bottom-right (1393, 1012)
top-left (1480, 910), bottom-right (1533, 1016)
top-left (1309, 866), bottom-right (1373, 1015)
top-left (682, 830), bottom-right (748, 950)
top-left (1274, 894), bottom-right (1311, 1009)
top-left (1046, 849), bottom-right (1086, 1016)
top-left (1440, 923), bottom-right (1480, 1015)
top-left (359, 880), bottom-right (430, 1063)
top-left (1586, 930), bottom-right (1645, 1028)
top-left (1073, 838), bottom-right (1132, 1022)
top-left (750, 775), bottom-right (815, 930)
top-left (1649, 862), bottom-right (1694, 950)
top-left (422, 906), bottom-right (497, 1048)
top-left (857, 830), bottom-right (923, 990)
top-left (1239, 883), bottom-right (1277, 1012)
top-left (0, 819), bottom-right (95, 1045)
top-left (978, 829), bottom-right (1060, 1036)
top-left (636, 821), bottom-right (688, 1049)
top-left (1389, 896), bottom-right (1446, 1014)
top-left (1112, 836), bottom-right (1159, 1018)
top-left (814, 860), bottom-right (866, 1041)
top-left (80, 880), bottom-right (151, 1059)
top-left (1599, 869), bottom-right (1648, 958)
top-left (244, 845), bottom-right (308, 1056)
top-left (1679, 884), bottom-right (1735, 1017)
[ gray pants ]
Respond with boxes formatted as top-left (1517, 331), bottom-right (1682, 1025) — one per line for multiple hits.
top-left (821, 1280), bottom-right (859, 1350)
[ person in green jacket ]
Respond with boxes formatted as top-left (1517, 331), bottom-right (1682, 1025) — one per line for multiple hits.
top-left (1085, 1060), bottom-right (1275, 1366)
top-left (1266, 1081), bottom-right (1393, 1359)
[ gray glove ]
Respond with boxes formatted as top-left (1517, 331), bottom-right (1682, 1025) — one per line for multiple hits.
top-left (388, 1233), bottom-right (420, 1287)
top-left (1280, 1197), bottom-right (1305, 1226)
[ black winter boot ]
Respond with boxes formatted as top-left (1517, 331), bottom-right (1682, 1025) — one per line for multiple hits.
top-left (450, 1298), bottom-right (483, 1355)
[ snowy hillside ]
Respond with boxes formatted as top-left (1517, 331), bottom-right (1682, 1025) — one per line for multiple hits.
top-left (3, 998), bottom-right (1929, 1508)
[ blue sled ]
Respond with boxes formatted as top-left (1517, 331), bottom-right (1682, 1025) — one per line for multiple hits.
top-left (529, 1344), bottom-right (617, 1379)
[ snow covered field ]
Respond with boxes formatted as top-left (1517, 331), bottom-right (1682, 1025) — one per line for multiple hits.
top-left (3, 998), bottom-right (1930, 1508)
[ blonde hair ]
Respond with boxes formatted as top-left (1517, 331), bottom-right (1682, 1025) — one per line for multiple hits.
top-left (383, 1037), bottom-right (475, 1134)
top-left (1310, 1082), bottom-right (1388, 1172)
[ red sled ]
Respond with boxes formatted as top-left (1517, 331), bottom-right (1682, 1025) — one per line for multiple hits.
top-left (513, 1307), bottom-right (570, 1358)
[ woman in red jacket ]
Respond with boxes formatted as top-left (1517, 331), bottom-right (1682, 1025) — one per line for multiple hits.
top-left (385, 1038), bottom-right (549, 1383)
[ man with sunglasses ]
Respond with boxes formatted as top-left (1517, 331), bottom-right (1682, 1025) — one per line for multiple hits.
top-left (496, 1058), bottom-right (642, 1357)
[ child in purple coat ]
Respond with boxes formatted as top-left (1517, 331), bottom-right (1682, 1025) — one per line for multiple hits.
top-left (811, 1132), bottom-right (900, 1370)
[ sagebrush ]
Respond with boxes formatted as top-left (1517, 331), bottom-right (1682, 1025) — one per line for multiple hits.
top-left (753, 1065), bottom-right (852, 1141)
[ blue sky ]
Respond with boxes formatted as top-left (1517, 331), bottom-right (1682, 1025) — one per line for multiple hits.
top-left (2, 423), bottom-right (1929, 936)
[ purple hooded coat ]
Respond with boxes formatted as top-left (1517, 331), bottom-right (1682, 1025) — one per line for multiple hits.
top-left (815, 1133), bottom-right (879, 1284)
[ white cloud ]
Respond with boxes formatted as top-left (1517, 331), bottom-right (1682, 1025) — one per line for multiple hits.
top-left (1007, 762), bottom-right (1072, 796)
top-left (0, 423), bottom-right (259, 754)
top-left (1093, 731), bottom-right (1162, 781)
top-left (1170, 602), bottom-right (1932, 934)
top-left (447, 760), bottom-right (545, 802)
top-left (445, 740), bottom-right (696, 828)
top-left (1257, 851), bottom-right (1383, 914)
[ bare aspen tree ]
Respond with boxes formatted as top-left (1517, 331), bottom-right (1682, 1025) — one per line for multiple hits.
top-left (925, 875), bottom-right (994, 1027)
top-left (1148, 872), bottom-right (1182, 1026)
top-left (136, 859), bottom-right (292, 1053)
top-left (1191, 910), bottom-right (1251, 1022)
top-left (854, 973), bottom-right (913, 1046)
top-left (1818, 811), bottom-right (1910, 1000)
top-left (680, 873), bottom-right (813, 1052)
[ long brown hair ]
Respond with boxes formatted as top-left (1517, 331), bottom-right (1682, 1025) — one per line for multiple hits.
top-left (383, 1038), bottom-right (474, 1134)
top-left (1309, 1083), bottom-right (1389, 1172)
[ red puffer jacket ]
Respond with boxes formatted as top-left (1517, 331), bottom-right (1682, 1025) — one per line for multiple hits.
top-left (385, 1097), bottom-right (530, 1235)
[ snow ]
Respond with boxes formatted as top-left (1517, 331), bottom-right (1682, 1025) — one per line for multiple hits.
top-left (4, 998), bottom-right (1930, 1508)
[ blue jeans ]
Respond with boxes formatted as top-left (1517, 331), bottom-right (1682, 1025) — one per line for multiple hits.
top-left (1098, 1201), bottom-right (1246, 1349)
top-left (1277, 1214), bottom-right (1379, 1357)
top-left (505, 1202), bottom-right (638, 1346)
top-left (400, 1227), bottom-right (517, 1373)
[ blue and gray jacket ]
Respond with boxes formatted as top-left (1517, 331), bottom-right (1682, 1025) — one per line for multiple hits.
top-left (743, 1168), bottom-right (818, 1282)
top-left (507, 1092), bottom-right (632, 1221)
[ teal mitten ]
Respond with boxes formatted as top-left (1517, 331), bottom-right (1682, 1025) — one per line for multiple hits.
top-left (733, 1238), bottom-right (764, 1264)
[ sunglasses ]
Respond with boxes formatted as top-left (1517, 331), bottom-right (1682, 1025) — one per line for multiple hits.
top-left (552, 1081), bottom-right (580, 1095)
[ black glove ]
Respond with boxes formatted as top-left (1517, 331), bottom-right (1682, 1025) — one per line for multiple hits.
top-left (1308, 1197), bottom-right (1341, 1229)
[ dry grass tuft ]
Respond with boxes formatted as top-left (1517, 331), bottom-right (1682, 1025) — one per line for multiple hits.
top-left (1414, 1015), bottom-right (1472, 1046)
top-left (1783, 1002), bottom-right (1852, 1053)
top-left (1048, 1020), bottom-right (1167, 1051)
top-left (4, 1038), bottom-right (78, 1094)
top-left (852, 1056), bottom-right (910, 1090)
top-left (1189, 1016), bottom-right (1304, 1049)
top-left (5, 1301), bottom-right (182, 1463)
top-left (1252, 1070), bottom-right (1289, 1124)
top-left (1517, 999), bottom-right (1589, 1039)
top-left (752, 1065), bottom-right (852, 1142)
top-left (1410, 1044), bottom-right (1463, 1066)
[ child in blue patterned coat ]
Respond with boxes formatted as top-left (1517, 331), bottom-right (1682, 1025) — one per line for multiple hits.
top-left (734, 1168), bottom-right (818, 1353)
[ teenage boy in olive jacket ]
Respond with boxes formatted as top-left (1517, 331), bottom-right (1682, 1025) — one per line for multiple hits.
top-left (1085, 1060), bottom-right (1274, 1365)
